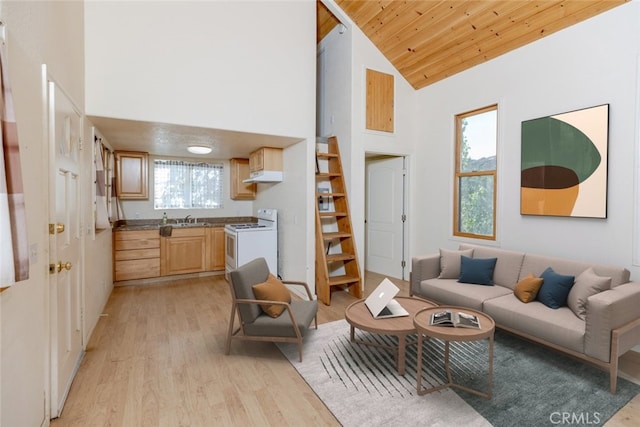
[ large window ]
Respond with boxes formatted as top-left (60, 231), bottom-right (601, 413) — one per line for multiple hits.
top-left (154, 159), bottom-right (224, 209)
top-left (454, 105), bottom-right (497, 240)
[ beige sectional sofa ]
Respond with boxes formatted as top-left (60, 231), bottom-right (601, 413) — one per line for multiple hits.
top-left (410, 243), bottom-right (640, 393)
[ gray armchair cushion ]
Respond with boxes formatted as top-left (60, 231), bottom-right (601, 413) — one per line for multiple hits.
top-left (244, 300), bottom-right (319, 338)
top-left (229, 258), bottom-right (270, 323)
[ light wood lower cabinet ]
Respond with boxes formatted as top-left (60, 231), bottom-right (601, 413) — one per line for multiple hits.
top-left (115, 226), bottom-right (226, 281)
top-left (160, 228), bottom-right (207, 276)
top-left (114, 230), bottom-right (160, 281)
top-left (206, 227), bottom-right (225, 271)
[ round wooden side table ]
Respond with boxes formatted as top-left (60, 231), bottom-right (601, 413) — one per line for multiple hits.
top-left (413, 305), bottom-right (495, 399)
top-left (344, 296), bottom-right (436, 375)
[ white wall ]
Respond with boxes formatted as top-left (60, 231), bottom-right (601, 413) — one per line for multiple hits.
top-left (85, 0), bottom-right (313, 140)
top-left (413, 1), bottom-right (640, 277)
top-left (317, 24), bottom-right (352, 140)
top-left (85, 0), bottom-right (317, 286)
top-left (83, 126), bottom-right (113, 345)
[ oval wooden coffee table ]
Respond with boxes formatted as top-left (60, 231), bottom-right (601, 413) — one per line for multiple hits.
top-left (344, 296), bottom-right (437, 375)
top-left (413, 306), bottom-right (495, 399)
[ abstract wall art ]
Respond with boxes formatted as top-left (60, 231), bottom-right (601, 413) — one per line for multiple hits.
top-left (521, 104), bottom-right (609, 218)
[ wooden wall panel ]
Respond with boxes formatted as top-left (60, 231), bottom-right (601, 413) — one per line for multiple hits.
top-left (365, 69), bottom-right (394, 133)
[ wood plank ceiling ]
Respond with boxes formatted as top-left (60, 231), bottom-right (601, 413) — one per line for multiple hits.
top-left (318, 1), bottom-right (628, 90)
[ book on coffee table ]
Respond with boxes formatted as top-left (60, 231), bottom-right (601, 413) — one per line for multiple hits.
top-left (429, 310), bottom-right (481, 329)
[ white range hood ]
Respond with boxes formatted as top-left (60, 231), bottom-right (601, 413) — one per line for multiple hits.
top-left (242, 170), bottom-right (283, 183)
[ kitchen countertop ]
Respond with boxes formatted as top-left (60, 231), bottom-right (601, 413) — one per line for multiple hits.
top-left (114, 216), bottom-right (257, 231)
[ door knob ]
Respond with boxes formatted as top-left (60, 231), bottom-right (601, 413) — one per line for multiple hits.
top-left (49, 223), bottom-right (65, 234)
top-left (56, 261), bottom-right (72, 272)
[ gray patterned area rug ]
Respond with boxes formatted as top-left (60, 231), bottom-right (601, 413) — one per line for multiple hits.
top-left (277, 319), bottom-right (640, 427)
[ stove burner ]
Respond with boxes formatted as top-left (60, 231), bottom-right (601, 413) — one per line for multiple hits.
top-left (226, 223), bottom-right (268, 231)
top-left (233, 224), bottom-right (265, 229)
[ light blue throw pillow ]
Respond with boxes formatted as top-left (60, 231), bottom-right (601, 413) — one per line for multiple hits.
top-left (537, 267), bottom-right (575, 309)
top-left (458, 256), bottom-right (497, 286)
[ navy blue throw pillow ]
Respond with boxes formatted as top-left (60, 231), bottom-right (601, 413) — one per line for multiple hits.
top-left (537, 267), bottom-right (575, 309)
top-left (458, 256), bottom-right (497, 286)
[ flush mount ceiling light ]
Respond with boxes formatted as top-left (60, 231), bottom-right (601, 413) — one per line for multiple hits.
top-left (187, 145), bottom-right (212, 155)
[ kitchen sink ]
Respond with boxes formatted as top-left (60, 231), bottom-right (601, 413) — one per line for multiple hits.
top-left (164, 222), bottom-right (208, 228)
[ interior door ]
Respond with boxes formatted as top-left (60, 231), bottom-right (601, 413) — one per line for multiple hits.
top-left (48, 79), bottom-right (83, 418)
top-left (365, 155), bottom-right (407, 279)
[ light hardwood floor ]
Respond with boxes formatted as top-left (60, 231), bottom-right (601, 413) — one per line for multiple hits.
top-left (52, 272), bottom-right (640, 426)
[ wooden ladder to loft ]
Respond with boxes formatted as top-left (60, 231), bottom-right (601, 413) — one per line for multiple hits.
top-left (315, 136), bottom-right (362, 305)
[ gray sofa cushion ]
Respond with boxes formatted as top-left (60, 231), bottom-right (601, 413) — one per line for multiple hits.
top-left (459, 244), bottom-right (525, 289)
top-left (567, 267), bottom-right (611, 320)
top-left (519, 254), bottom-right (630, 288)
top-left (484, 294), bottom-right (585, 354)
top-left (419, 278), bottom-right (512, 311)
top-left (439, 248), bottom-right (473, 279)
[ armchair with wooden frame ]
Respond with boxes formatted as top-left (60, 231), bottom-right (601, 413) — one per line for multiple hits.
top-left (225, 257), bottom-right (318, 362)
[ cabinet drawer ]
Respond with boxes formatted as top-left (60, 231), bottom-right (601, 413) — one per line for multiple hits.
top-left (115, 230), bottom-right (159, 240)
top-left (115, 258), bottom-right (160, 281)
top-left (115, 248), bottom-right (160, 261)
top-left (115, 238), bottom-right (160, 251)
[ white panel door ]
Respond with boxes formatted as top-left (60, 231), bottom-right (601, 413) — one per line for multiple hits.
top-left (48, 79), bottom-right (83, 418)
top-left (365, 156), bottom-right (406, 279)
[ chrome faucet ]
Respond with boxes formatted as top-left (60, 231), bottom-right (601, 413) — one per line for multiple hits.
top-left (184, 214), bottom-right (192, 223)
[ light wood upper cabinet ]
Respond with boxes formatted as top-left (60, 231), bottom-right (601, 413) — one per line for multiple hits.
top-left (160, 228), bottom-right (207, 276)
top-left (249, 147), bottom-right (283, 172)
top-left (230, 158), bottom-right (256, 200)
top-left (115, 151), bottom-right (149, 199)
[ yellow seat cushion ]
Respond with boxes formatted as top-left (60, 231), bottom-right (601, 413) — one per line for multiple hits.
top-left (252, 274), bottom-right (291, 317)
top-left (514, 273), bottom-right (544, 303)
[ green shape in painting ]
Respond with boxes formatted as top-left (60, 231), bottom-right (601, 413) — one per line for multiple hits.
top-left (521, 117), bottom-right (601, 184)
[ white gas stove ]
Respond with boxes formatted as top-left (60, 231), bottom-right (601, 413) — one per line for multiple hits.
top-left (225, 208), bottom-right (278, 279)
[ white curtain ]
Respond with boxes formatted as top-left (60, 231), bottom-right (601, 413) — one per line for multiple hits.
top-left (0, 116), bottom-right (14, 286)
top-left (0, 44), bottom-right (29, 287)
top-left (108, 150), bottom-right (121, 222)
top-left (94, 139), bottom-right (110, 229)
top-left (154, 160), bottom-right (223, 209)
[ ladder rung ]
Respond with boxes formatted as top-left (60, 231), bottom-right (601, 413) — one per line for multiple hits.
top-left (326, 253), bottom-right (355, 262)
top-left (316, 192), bottom-right (345, 197)
top-left (328, 275), bottom-right (360, 287)
top-left (320, 212), bottom-right (347, 218)
top-left (316, 172), bottom-right (341, 178)
top-left (316, 152), bottom-right (338, 159)
top-left (322, 231), bottom-right (352, 240)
